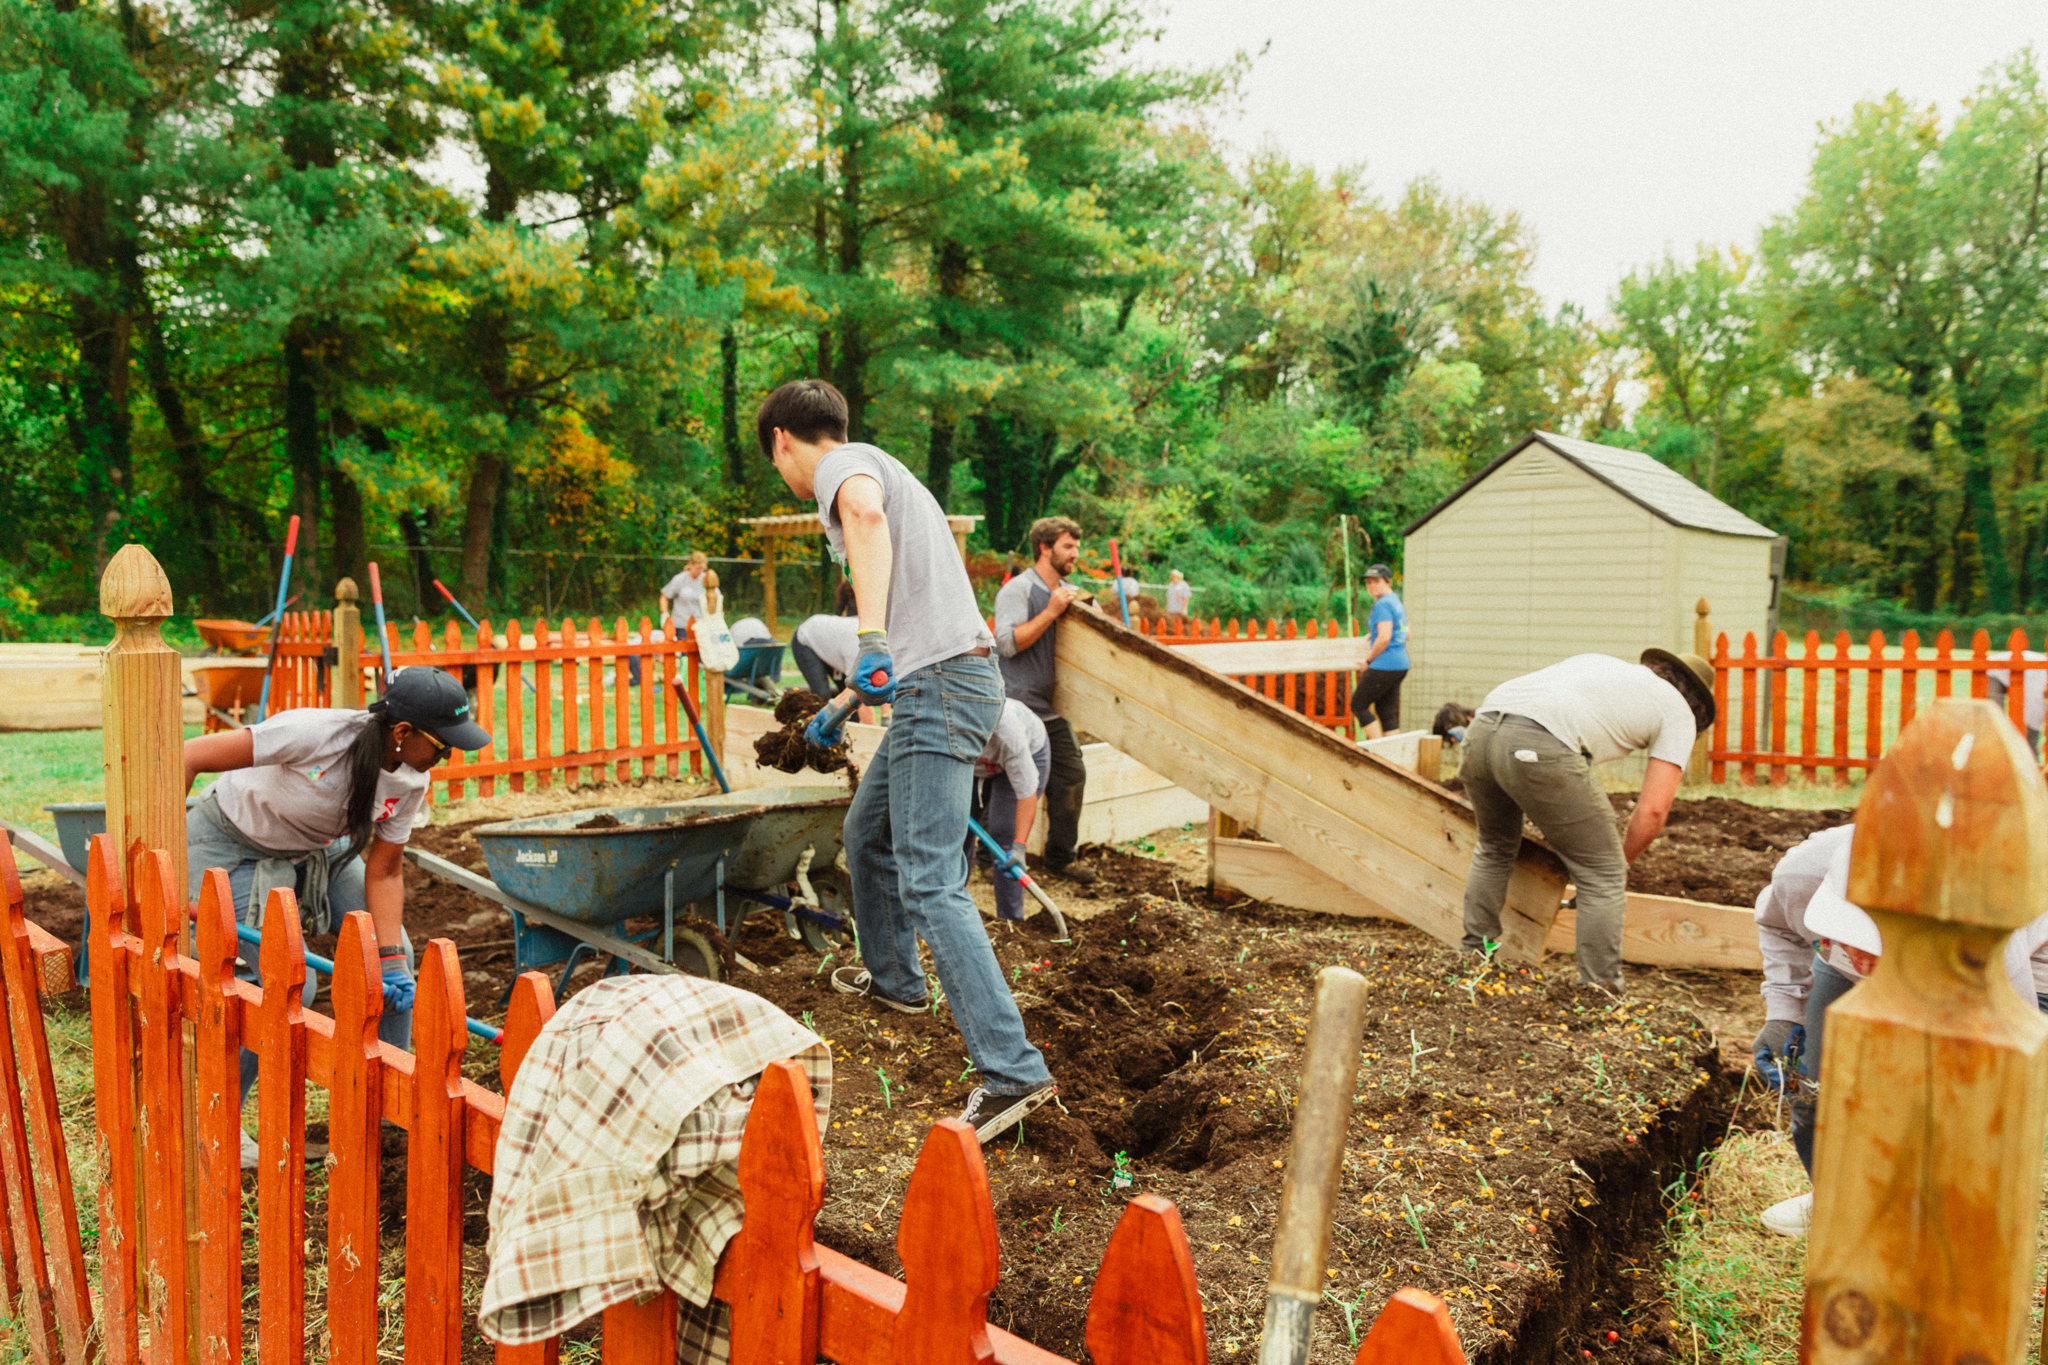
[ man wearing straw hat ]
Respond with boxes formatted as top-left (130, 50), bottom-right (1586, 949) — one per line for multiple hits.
top-left (1458, 647), bottom-right (1716, 993)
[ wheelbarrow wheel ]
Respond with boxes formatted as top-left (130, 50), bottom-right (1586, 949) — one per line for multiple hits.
top-left (795, 872), bottom-right (854, 955)
top-left (671, 926), bottom-right (721, 982)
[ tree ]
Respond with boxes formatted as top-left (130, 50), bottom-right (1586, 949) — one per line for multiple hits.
top-left (1611, 247), bottom-right (1764, 495)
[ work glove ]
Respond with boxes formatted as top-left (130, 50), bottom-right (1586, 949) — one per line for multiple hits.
top-left (804, 706), bottom-right (846, 750)
top-left (1753, 1019), bottom-right (1805, 1094)
top-left (852, 629), bottom-right (896, 705)
top-left (1000, 842), bottom-right (1028, 880)
top-left (381, 954), bottom-right (417, 1014)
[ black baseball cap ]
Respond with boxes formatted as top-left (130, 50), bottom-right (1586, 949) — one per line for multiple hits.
top-left (372, 667), bottom-right (492, 751)
top-left (1364, 563), bottom-right (1394, 580)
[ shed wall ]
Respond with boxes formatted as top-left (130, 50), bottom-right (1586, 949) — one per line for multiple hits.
top-left (1403, 446), bottom-right (1773, 746)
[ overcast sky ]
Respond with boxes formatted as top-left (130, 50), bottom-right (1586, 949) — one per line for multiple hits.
top-left (1147, 0), bottom-right (2046, 317)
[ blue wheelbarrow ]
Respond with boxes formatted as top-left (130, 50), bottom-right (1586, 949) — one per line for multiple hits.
top-left (408, 799), bottom-right (767, 999)
top-left (667, 785), bottom-right (854, 953)
top-left (724, 642), bottom-right (787, 704)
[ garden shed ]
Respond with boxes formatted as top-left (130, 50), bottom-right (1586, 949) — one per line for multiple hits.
top-left (1399, 430), bottom-right (1785, 734)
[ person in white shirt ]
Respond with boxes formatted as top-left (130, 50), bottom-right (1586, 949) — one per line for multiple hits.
top-left (658, 552), bottom-right (710, 631)
top-left (966, 700), bottom-right (1052, 922)
top-left (729, 616), bottom-right (775, 646)
top-left (1748, 825), bottom-right (2048, 1237)
top-left (1987, 651), bottom-right (2045, 751)
top-left (181, 667), bottom-right (489, 1165)
top-left (1459, 649), bottom-right (1715, 991)
top-left (1164, 570), bottom-right (1191, 616)
top-left (792, 611), bottom-right (860, 697)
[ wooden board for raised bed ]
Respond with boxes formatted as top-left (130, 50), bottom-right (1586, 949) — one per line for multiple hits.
top-left (1212, 833), bottom-right (1763, 970)
top-left (1053, 606), bottom-right (1569, 961)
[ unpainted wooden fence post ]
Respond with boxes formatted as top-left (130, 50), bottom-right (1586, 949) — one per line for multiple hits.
top-left (99, 544), bottom-right (186, 933)
top-left (335, 577), bottom-right (363, 708)
top-left (1803, 698), bottom-right (2048, 1365)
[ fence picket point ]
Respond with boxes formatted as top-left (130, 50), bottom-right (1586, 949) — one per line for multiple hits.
top-left (1352, 1287), bottom-right (1464, 1365)
top-left (192, 870), bottom-right (244, 1364)
top-left (892, 1117), bottom-right (999, 1364)
top-left (327, 912), bottom-right (384, 1365)
top-left (1801, 631), bottom-right (1821, 785)
top-left (136, 847), bottom-right (193, 1365)
top-left (258, 885), bottom-right (309, 1365)
top-left (86, 834), bottom-right (141, 1365)
top-left (1739, 633), bottom-right (1758, 786)
top-left (1770, 631), bottom-right (1789, 787)
top-left (1083, 1194), bottom-right (1205, 1365)
top-left (716, 1058), bottom-right (824, 1364)
top-left (1710, 634), bottom-right (1728, 785)
top-left (407, 939), bottom-right (469, 1363)
top-left (1833, 632), bottom-right (1852, 788)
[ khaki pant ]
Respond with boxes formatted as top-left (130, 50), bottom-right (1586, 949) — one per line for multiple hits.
top-left (1459, 713), bottom-right (1627, 987)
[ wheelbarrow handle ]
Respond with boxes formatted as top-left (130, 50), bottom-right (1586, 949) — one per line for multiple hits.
top-left (226, 920), bottom-right (504, 1046)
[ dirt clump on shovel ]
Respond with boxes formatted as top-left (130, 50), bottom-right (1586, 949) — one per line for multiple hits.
top-left (752, 689), bottom-right (850, 774)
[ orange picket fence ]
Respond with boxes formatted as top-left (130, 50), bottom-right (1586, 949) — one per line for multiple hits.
top-left (0, 830), bottom-right (1465, 1365)
top-left (1710, 626), bottom-right (2048, 785)
top-left (244, 610), bottom-right (717, 802)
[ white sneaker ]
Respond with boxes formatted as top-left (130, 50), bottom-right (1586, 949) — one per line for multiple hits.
top-left (240, 1129), bottom-right (260, 1172)
top-left (1760, 1191), bottom-right (1812, 1237)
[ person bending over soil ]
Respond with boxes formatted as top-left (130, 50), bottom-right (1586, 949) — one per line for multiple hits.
top-left (1458, 648), bottom-right (1714, 993)
top-left (182, 667), bottom-right (489, 1166)
top-left (966, 699), bottom-right (1051, 923)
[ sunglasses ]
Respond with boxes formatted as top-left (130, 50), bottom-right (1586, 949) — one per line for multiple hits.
top-left (409, 727), bottom-right (452, 759)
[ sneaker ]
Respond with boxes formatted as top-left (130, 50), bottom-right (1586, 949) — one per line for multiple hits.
top-left (958, 1082), bottom-right (1059, 1143)
top-left (240, 1129), bottom-right (259, 1172)
top-left (830, 966), bottom-right (927, 1015)
top-left (1760, 1191), bottom-right (1812, 1238)
top-left (1046, 861), bottom-right (1098, 886)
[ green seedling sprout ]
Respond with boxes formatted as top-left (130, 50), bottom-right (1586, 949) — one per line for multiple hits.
top-left (876, 1066), bottom-right (893, 1108)
top-left (1401, 1194), bottom-right (1428, 1249)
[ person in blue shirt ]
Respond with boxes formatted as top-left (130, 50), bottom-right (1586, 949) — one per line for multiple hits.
top-left (1350, 563), bottom-right (1409, 739)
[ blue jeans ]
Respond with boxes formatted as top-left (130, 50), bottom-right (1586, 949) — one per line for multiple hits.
top-left (845, 654), bottom-right (1052, 1094)
top-left (186, 807), bottom-right (415, 1113)
top-left (968, 746), bottom-right (1052, 922)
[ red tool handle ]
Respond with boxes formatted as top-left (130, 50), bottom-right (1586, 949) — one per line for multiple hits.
top-left (367, 562), bottom-right (384, 604)
top-left (674, 678), bottom-right (702, 726)
top-left (433, 579), bottom-right (455, 603)
top-left (283, 514), bottom-right (300, 557)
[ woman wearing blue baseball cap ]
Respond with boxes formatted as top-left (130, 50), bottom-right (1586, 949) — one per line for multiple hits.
top-left (182, 667), bottom-right (491, 1167)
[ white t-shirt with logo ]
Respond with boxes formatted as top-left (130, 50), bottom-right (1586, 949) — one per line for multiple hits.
top-left (1478, 654), bottom-right (1696, 767)
top-left (661, 570), bottom-right (708, 626)
top-left (211, 708), bottom-right (430, 853)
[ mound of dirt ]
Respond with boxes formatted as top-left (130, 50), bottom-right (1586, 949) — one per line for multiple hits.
top-left (573, 812), bottom-right (623, 830)
top-left (1622, 796), bottom-right (1852, 904)
top-left (753, 689), bottom-right (850, 774)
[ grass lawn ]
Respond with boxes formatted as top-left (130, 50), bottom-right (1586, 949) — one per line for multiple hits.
top-left (0, 729), bottom-right (211, 841)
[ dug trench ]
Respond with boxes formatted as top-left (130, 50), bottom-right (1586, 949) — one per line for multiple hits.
top-left (16, 795), bottom-right (1808, 1364)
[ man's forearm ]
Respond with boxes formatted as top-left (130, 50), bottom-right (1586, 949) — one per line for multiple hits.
top-left (1014, 794), bottom-right (1039, 846)
top-left (1622, 808), bottom-right (1668, 863)
top-left (842, 514), bottom-right (893, 630)
top-left (1012, 606), bottom-right (1058, 651)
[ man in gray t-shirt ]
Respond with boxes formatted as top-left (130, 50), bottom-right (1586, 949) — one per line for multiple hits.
top-left (757, 378), bottom-right (1054, 1143)
top-left (993, 516), bottom-right (1095, 883)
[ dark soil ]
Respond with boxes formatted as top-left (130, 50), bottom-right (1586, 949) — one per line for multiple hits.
top-left (16, 796), bottom-right (1777, 1365)
top-left (1617, 797), bottom-right (1852, 905)
top-left (752, 689), bottom-right (849, 774)
top-left (574, 812), bottom-right (624, 829)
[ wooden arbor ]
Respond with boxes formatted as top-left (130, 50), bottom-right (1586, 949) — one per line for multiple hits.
top-left (740, 513), bottom-right (982, 632)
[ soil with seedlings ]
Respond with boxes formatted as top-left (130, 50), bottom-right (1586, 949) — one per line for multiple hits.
top-left (16, 783), bottom-right (1817, 1365)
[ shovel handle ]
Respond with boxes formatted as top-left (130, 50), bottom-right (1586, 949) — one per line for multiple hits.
top-left (1259, 966), bottom-right (1369, 1365)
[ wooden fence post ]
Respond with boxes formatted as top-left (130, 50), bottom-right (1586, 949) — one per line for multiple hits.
top-left (892, 1118), bottom-right (999, 1363)
top-left (1803, 698), bottom-right (2048, 1365)
top-left (100, 545), bottom-right (186, 923)
top-left (336, 578), bottom-right (362, 708)
top-left (1083, 1194), bottom-right (1206, 1365)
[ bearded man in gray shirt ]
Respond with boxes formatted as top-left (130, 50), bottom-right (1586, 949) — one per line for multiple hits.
top-left (991, 516), bottom-right (1096, 883)
top-left (757, 379), bottom-right (1056, 1143)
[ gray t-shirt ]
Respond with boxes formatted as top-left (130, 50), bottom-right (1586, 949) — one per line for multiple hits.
top-left (812, 443), bottom-right (992, 678)
top-left (994, 570), bottom-right (1060, 719)
top-left (794, 614), bottom-right (861, 676)
top-left (212, 708), bottom-right (430, 853)
top-left (1478, 654), bottom-right (1696, 767)
top-left (975, 700), bottom-right (1050, 795)
top-left (660, 570), bottom-right (708, 625)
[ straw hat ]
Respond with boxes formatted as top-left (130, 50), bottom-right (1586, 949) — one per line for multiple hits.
top-left (1640, 647), bottom-right (1716, 726)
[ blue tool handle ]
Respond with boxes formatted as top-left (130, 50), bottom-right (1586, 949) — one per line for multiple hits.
top-left (258, 515), bottom-right (301, 714)
top-left (434, 578), bottom-right (536, 693)
top-left (230, 921), bottom-right (503, 1045)
top-left (367, 561), bottom-right (395, 686)
top-left (672, 679), bottom-right (732, 793)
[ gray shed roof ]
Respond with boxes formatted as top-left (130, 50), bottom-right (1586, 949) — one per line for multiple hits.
top-left (1404, 431), bottom-right (1779, 539)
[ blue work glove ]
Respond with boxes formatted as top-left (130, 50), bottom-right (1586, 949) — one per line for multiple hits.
top-left (852, 628), bottom-right (895, 704)
top-left (381, 954), bottom-right (417, 1013)
top-left (1753, 1019), bottom-right (1804, 1094)
top-left (1000, 842), bottom-right (1028, 880)
top-left (804, 706), bottom-right (846, 750)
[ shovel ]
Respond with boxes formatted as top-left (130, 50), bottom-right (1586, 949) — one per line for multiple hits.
top-left (1259, 965), bottom-right (1370, 1365)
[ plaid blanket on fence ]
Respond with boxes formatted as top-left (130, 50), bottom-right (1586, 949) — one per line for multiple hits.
top-left (480, 975), bottom-right (832, 1362)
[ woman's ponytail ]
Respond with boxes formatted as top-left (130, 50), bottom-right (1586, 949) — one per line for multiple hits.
top-left (343, 711), bottom-right (395, 864)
